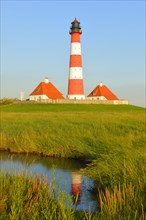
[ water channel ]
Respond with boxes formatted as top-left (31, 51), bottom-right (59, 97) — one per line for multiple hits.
top-left (0, 152), bottom-right (97, 212)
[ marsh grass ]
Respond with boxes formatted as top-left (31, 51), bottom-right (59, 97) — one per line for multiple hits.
top-left (0, 104), bottom-right (145, 159)
top-left (98, 183), bottom-right (146, 220)
top-left (82, 149), bottom-right (146, 219)
top-left (1, 170), bottom-right (145, 220)
top-left (0, 103), bottom-right (145, 219)
top-left (0, 172), bottom-right (73, 220)
top-left (0, 171), bottom-right (95, 220)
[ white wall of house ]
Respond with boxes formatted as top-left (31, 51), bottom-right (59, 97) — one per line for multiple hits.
top-left (67, 94), bottom-right (85, 100)
top-left (29, 94), bottom-right (48, 101)
top-left (87, 96), bottom-right (107, 100)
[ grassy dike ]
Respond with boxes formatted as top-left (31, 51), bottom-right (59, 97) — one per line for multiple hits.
top-left (0, 102), bottom-right (146, 219)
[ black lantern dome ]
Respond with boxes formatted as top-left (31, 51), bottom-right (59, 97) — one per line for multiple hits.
top-left (70, 18), bottom-right (82, 34)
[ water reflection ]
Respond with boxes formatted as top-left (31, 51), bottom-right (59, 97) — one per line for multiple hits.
top-left (71, 172), bottom-right (82, 206)
top-left (0, 152), bottom-right (97, 212)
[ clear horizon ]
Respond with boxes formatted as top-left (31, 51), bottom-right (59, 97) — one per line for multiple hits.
top-left (1, 1), bottom-right (145, 107)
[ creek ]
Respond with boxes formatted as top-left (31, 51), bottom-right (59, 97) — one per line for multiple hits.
top-left (0, 152), bottom-right (97, 212)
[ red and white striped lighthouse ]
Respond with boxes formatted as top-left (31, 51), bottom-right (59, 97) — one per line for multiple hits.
top-left (67, 18), bottom-right (85, 100)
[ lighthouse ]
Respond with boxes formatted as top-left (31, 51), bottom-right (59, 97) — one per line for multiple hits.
top-left (67, 18), bottom-right (85, 100)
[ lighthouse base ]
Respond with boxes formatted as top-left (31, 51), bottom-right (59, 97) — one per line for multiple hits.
top-left (67, 95), bottom-right (85, 100)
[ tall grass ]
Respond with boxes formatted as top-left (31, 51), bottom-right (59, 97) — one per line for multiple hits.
top-left (0, 172), bottom-right (72, 220)
top-left (0, 171), bottom-right (97, 220)
top-left (98, 183), bottom-right (146, 220)
top-left (0, 103), bottom-right (145, 219)
top-left (0, 104), bottom-right (145, 160)
top-left (81, 141), bottom-right (146, 219)
top-left (1, 171), bottom-right (145, 220)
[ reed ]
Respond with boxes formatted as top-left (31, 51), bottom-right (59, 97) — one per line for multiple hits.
top-left (98, 183), bottom-right (146, 220)
top-left (82, 145), bottom-right (146, 219)
top-left (0, 103), bottom-right (145, 219)
top-left (0, 172), bottom-right (74, 220)
top-left (0, 171), bottom-right (97, 220)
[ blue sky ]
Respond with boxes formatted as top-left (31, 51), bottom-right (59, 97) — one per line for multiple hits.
top-left (1, 0), bottom-right (145, 107)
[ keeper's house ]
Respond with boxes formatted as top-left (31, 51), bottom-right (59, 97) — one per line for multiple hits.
top-left (29, 77), bottom-right (64, 101)
top-left (87, 82), bottom-right (119, 101)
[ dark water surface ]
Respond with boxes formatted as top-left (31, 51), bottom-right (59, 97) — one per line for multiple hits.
top-left (0, 152), bottom-right (97, 212)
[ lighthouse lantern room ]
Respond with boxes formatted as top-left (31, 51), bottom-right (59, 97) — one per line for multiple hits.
top-left (67, 19), bottom-right (85, 100)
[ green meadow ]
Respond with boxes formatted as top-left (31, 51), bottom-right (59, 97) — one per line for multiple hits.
top-left (0, 101), bottom-right (146, 219)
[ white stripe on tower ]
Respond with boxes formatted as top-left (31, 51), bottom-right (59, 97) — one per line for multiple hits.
top-left (69, 67), bottom-right (83, 79)
top-left (67, 18), bottom-right (85, 100)
top-left (70, 43), bottom-right (81, 55)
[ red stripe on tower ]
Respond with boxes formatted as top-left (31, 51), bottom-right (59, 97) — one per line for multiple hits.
top-left (67, 18), bottom-right (85, 100)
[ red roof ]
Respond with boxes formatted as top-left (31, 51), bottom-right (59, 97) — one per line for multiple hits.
top-left (73, 18), bottom-right (79, 23)
top-left (87, 83), bottom-right (119, 100)
top-left (29, 81), bottom-right (64, 99)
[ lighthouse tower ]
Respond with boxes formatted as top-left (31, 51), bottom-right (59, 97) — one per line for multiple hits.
top-left (67, 18), bottom-right (85, 100)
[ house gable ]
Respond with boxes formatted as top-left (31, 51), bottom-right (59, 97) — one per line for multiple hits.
top-left (87, 83), bottom-right (119, 100)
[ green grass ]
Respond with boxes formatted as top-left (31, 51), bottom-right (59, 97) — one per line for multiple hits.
top-left (0, 171), bottom-right (86, 220)
top-left (0, 103), bottom-right (145, 219)
top-left (0, 102), bottom-right (143, 112)
top-left (97, 182), bottom-right (146, 220)
top-left (0, 103), bottom-right (145, 158)
top-left (0, 171), bottom-right (145, 220)
top-left (0, 171), bottom-right (104, 220)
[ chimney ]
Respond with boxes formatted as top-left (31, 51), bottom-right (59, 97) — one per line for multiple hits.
top-left (20, 91), bottom-right (24, 101)
top-left (44, 77), bottom-right (49, 83)
top-left (100, 81), bottom-right (103, 87)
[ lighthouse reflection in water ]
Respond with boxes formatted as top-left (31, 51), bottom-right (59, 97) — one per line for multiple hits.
top-left (71, 172), bottom-right (82, 206)
top-left (0, 152), bottom-right (97, 212)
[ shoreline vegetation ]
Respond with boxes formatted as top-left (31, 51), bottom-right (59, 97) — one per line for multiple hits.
top-left (0, 100), bottom-right (146, 219)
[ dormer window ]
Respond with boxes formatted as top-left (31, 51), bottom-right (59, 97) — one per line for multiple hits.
top-left (35, 87), bottom-right (40, 92)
